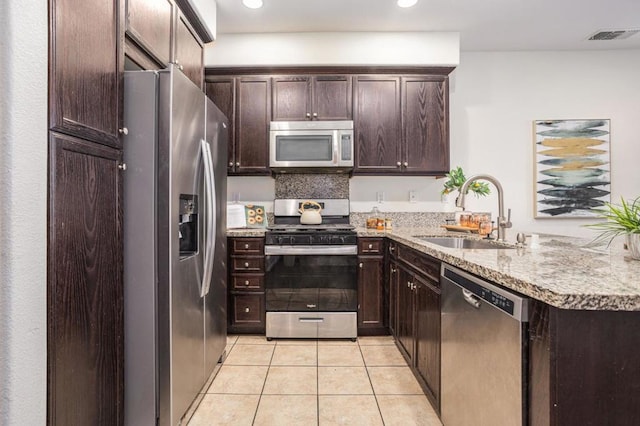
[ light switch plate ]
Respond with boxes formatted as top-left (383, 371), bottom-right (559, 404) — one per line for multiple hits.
top-left (409, 190), bottom-right (417, 203)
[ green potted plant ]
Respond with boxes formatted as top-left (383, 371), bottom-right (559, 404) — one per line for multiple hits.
top-left (586, 196), bottom-right (640, 260)
top-left (441, 166), bottom-right (491, 200)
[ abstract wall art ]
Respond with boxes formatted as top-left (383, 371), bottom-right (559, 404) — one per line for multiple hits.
top-left (533, 119), bottom-right (611, 218)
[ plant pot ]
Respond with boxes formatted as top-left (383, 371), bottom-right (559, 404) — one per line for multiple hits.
top-left (626, 233), bottom-right (640, 260)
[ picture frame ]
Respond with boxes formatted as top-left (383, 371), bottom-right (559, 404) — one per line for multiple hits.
top-left (533, 119), bottom-right (611, 218)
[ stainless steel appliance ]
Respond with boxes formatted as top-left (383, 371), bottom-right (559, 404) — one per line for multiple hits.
top-left (123, 65), bottom-right (228, 426)
top-left (265, 199), bottom-right (357, 339)
top-left (269, 120), bottom-right (354, 172)
top-left (441, 264), bottom-right (529, 426)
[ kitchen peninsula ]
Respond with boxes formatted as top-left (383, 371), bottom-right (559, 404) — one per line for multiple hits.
top-left (228, 226), bottom-right (640, 425)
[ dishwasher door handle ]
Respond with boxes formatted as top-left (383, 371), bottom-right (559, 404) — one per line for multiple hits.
top-left (462, 289), bottom-right (481, 309)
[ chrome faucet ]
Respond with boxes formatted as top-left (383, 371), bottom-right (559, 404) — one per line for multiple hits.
top-left (456, 174), bottom-right (512, 242)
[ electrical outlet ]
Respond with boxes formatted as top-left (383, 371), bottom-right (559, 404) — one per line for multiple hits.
top-left (409, 190), bottom-right (417, 203)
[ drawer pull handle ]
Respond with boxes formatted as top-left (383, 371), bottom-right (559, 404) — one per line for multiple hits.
top-left (244, 262), bottom-right (249, 268)
top-left (244, 243), bottom-right (249, 249)
top-left (391, 268), bottom-right (396, 273)
top-left (359, 263), bottom-right (363, 268)
top-left (368, 243), bottom-right (373, 249)
top-left (245, 280), bottom-right (250, 285)
top-left (407, 281), bottom-right (411, 288)
top-left (244, 307), bottom-right (250, 313)
top-left (299, 318), bottom-right (324, 323)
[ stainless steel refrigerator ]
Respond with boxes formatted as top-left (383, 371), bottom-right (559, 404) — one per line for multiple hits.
top-left (123, 64), bottom-right (227, 426)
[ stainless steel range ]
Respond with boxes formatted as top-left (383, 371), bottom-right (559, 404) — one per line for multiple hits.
top-left (265, 199), bottom-right (357, 340)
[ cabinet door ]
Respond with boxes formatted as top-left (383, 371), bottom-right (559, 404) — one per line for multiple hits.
top-left (312, 75), bottom-right (352, 120)
top-left (48, 133), bottom-right (124, 425)
top-left (353, 76), bottom-right (402, 173)
top-left (415, 275), bottom-right (441, 410)
top-left (272, 76), bottom-right (312, 121)
top-left (402, 76), bottom-right (449, 175)
top-left (50, 0), bottom-right (123, 148)
top-left (396, 266), bottom-right (415, 359)
top-left (205, 78), bottom-right (236, 173)
top-left (126, 0), bottom-right (173, 65)
top-left (357, 256), bottom-right (385, 332)
top-left (173, 12), bottom-right (203, 88)
top-left (388, 259), bottom-right (400, 336)
top-left (235, 77), bottom-right (271, 175)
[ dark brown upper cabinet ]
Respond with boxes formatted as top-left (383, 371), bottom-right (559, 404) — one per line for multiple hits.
top-left (272, 75), bottom-right (352, 121)
top-left (235, 77), bottom-right (271, 175)
top-left (353, 76), bottom-right (402, 173)
top-left (125, 0), bottom-right (173, 67)
top-left (402, 76), bottom-right (449, 175)
top-left (173, 11), bottom-right (203, 88)
top-left (50, 0), bottom-right (124, 149)
top-left (353, 74), bottom-right (450, 175)
top-left (205, 77), bottom-right (236, 174)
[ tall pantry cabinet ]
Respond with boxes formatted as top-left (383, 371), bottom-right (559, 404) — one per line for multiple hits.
top-left (48, 0), bottom-right (208, 424)
top-left (48, 0), bottom-right (125, 424)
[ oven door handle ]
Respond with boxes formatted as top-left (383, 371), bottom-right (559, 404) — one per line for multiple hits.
top-left (264, 245), bottom-right (358, 256)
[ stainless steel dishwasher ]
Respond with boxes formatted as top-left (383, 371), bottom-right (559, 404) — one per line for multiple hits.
top-left (440, 264), bottom-right (529, 426)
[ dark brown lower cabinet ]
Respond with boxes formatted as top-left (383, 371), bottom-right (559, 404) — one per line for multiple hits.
top-left (391, 243), bottom-right (441, 412)
top-left (414, 274), bottom-right (441, 409)
top-left (48, 132), bottom-right (123, 425)
top-left (357, 255), bottom-right (385, 334)
top-left (529, 301), bottom-right (640, 426)
top-left (228, 237), bottom-right (266, 333)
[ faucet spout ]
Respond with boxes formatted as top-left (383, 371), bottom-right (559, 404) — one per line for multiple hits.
top-left (457, 174), bottom-right (512, 242)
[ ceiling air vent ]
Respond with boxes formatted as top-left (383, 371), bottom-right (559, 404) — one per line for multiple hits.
top-left (588, 29), bottom-right (640, 41)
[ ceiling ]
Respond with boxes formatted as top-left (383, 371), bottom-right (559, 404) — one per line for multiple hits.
top-left (214, 0), bottom-right (640, 51)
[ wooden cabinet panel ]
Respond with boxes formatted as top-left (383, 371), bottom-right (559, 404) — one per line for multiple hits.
top-left (236, 77), bottom-right (271, 175)
top-left (205, 78), bottom-right (236, 172)
top-left (126, 0), bottom-right (172, 65)
top-left (313, 75), bottom-right (352, 120)
top-left (396, 265), bottom-right (415, 358)
top-left (231, 274), bottom-right (264, 291)
top-left (357, 256), bottom-right (385, 332)
top-left (173, 13), bottom-right (203, 88)
top-left (48, 133), bottom-right (123, 425)
top-left (231, 237), bottom-right (264, 254)
top-left (398, 245), bottom-right (440, 283)
top-left (388, 259), bottom-right (399, 336)
top-left (50, 0), bottom-right (123, 148)
top-left (231, 257), bottom-right (264, 273)
top-left (272, 76), bottom-right (312, 121)
top-left (353, 76), bottom-right (401, 173)
top-left (231, 294), bottom-right (265, 325)
top-left (358, 238), bottom-right (384, 254)
top-left (415, 275), bottom-right (441, 411)
top-left (402, 76), bottom-right (449, 175)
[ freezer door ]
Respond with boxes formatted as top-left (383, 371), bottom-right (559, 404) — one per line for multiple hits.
top-left (204, 98), bottom-right (229, 374)
top-left (157, 65), bottom-right (207, 426)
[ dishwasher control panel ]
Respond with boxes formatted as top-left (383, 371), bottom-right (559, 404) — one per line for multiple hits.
top-left (442, 265), bottom-right (527, 319)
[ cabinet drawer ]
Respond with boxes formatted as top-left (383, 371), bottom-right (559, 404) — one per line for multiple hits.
top-left (231, 238), bottom-right (264, 254)
top-left (398, 245), bottom-right (440, 285)
top-left (358, 238), bottom-right (384, 254)
top-left (232, 256), bottom-right (264, 272)
top-left (231, 274), bottom-right (264, 291)
top-left (232, 294), bottom-right (264, 324)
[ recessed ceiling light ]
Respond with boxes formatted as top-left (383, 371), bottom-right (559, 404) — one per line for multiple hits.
top-left (397, 0), bottom-right (418, 7)
top-left (242, 0), bottom-right (263, 9)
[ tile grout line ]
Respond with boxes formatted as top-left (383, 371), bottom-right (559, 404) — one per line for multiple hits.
top-left (359, 342), bottom-right (388, 426)
top-left (316, 340), bottom-right (320, 426)
top-left (250, 339), bottom-right (277, 426)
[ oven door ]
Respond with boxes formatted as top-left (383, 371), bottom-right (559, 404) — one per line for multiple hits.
top-left (264, 245), bottom-right (358, 312)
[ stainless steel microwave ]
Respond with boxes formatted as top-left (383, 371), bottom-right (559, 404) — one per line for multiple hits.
top-left (269, 120), bottom-right (354, 172)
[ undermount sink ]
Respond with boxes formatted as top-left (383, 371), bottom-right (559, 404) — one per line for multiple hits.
top-left (414, 236), bottom-right (514, 250)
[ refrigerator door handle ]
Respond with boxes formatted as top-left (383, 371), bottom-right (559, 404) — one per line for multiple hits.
top-left (200, 139), bottom-right (216, 297)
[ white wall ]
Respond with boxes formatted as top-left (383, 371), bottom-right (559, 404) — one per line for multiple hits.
top-left (205, 32), bottom-right (460, 67)
top-left (450, 50), bottom-right (640, 237)
top-left (0, 0), bottom-right (48, 424)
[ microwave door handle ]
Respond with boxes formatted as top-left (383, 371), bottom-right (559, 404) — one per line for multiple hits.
top-left (200, 139), bottom-right (215, 298)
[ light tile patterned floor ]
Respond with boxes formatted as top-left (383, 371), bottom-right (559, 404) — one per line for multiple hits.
top-left (188, 335), bottom-right (442, 426)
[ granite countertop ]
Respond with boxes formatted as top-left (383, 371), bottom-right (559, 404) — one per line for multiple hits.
top-left (226, 226), bottom-right (640, 311)
top-left (359, 227), bottom-right (640, 311)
